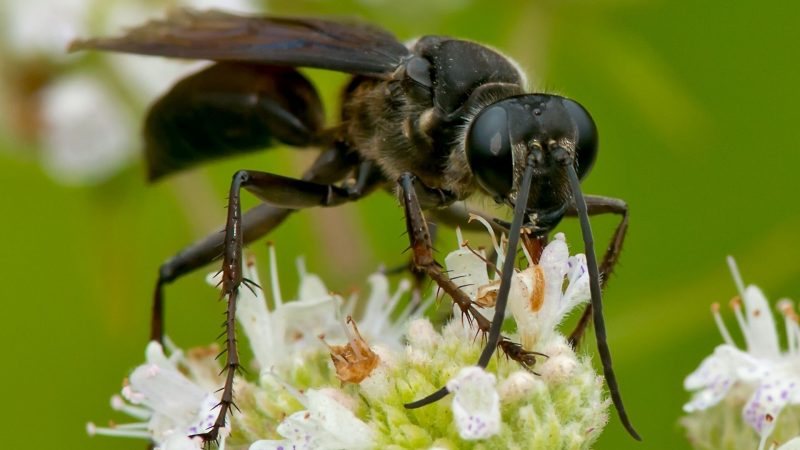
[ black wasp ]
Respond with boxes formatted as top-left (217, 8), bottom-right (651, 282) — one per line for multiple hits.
top-left (72, 9), bottom-right (639, 443)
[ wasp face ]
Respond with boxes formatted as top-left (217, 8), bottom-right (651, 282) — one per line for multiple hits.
top-left (466, 94), bottom-right (598, 232)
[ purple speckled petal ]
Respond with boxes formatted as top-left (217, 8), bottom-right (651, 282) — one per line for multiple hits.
top-left (447, 367), bottom-right (501, 440)
top-left (683, 345), bottom-right (759, 412)
top-left (743, 372), bottom-right (800, 436)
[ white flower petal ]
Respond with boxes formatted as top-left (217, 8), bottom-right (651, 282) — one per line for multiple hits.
top-left (683, 345), bottom-right (758, 412)
top-left (128, 363), bottom-right (208, 425)
top-left (249, 440), bottom-right (294, 450)
top-left (444, 245), bottom-right (489, 300)
top-left (184, 395), bottom-right (222, 437)
top-left (144, 341), bottom-right (177, 369)
top-left (558, 254), bottom-right (591, 319)
top-left (258, 389), bottom-right (374, 450)
top-left (237, 261), bottom-right (282, 371)
top-left (777, 437), bottom-right (800, 450)
top-left (539, 233), bottom-right (570, 279)
top-left (278, 295), bottom-right (341, 346)
top-left (354, 272), bottom-right (419, 349)
top-left (743, 371), bottom-right (800, 435)
top-left (446, 366), bottom-right (501, 440)
top-left (297, 257), bottom-right (330, 300)
top-left (359, 273), bottom-right (392, 330)
top-left (743, 285), bottom-right (781, 359)
top-left (503, 235), bottom-right (591, 348)
top-left (538, 234), bottom-right (570, 323)
top-left (304, 390), bottom-right (375, 448)
top-left (156, 434), bottom-right (204, 450)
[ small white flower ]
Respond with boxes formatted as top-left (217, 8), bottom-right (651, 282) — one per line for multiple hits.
top-left (509, 233), bottom-right (591, 348)
top-left (773, 437), bottom-right (800, 450)
top-left (38, 74), bottom-right (135, 184)
top-left (207, 246), bottom-right (342, 374)
top-left (448, 216), bottom-right (591, 349)
top-left (444, 227), bottom-right (492, 304)
top-left (446, 366), bottom-right (501, 440)
top-left (683, 257), bottom-right (800, 450)
top-left (349, 272), bottom-right (432, 350)
top-left (88, 341), bottom-right (228, 446)
top-left (498, 370), bottom-right (541, 403)
top-left (249, 386), bottom-right (375, 450)
top-left (208, 245), bottom-right (427, 376)
top-left (155, 434), bottom-right (204, 450)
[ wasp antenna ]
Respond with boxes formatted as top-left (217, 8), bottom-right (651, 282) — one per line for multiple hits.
top-left (404, 386), bottom-right (450, 409)
top-left (565, 163), bottom-right (641, 441)
top-left (404, 159), bottom-right (536, 411)
top-left (477, 160), bottom-right (535, 367)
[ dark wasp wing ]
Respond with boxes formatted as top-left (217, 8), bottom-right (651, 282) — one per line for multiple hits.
top-left (70, 10), bottom-right (413, 179)
top-left (70, 9), bottom-right (411, 76)
top-left (141, 62), bottom-right (325, 180)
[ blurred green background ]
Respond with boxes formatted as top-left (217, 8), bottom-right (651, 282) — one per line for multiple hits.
top-left (1, 0), bottom-right (798, 448)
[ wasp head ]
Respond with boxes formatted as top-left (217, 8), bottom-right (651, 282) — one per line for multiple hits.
top-left (465, 94), bottom-right (598, 234)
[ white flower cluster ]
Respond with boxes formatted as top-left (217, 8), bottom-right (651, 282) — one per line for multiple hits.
top-left (683, 257), bottom-right (800, 450)
top-left (89, 226), bottom-right (609, 449)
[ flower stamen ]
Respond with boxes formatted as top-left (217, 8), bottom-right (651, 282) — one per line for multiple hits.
top-left (711, 302), bottom-right (736, 347)
top-left (530, 265), bottom-right (545, 312)
top-left (757, 414), bottom-right (777, 450)
top-left (778, 299), bottom-right (800, 355)
top-left (730, 295), bottom-right (755, 350)
top-left (467, 215), bottom-right (502, 258)
top-left (86, 422), bottom-right (151, 439)
top-left (268, 243), bottom-right (283, 308)
top-left (110, 395), bottom-right (149, 420)
top-left (727, 256), bottom-right (748, 301)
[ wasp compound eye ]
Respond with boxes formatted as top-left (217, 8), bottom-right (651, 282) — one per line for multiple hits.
top-left (466, 105), bottom-right (513, 199)
top-left (562, 98), bottom-right (598, 179)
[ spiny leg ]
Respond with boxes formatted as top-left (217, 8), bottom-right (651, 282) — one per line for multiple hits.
top-left (396, 197), bottom-right (506, 307)
top-left (152, 204), bottom-right (292, 342)
top-left (201, 167), bottom-right (378, 441)
top-left (150, 146), bottom-right (360, 343)
top-left (565, 195), bottom-right (629, 348)
top-left (398, 174), bottom-right (490, 333)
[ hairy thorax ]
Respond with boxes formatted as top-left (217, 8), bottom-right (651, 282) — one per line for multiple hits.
top-left (340, 76), bottom-right (472, 199)
top-left (338, 37), bottom-right (528, 204)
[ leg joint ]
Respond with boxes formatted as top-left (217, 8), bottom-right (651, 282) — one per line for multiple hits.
top-left (232, 169), bottom-right (250, 185)
top-left (158, 262), bottom-right (176, 284)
